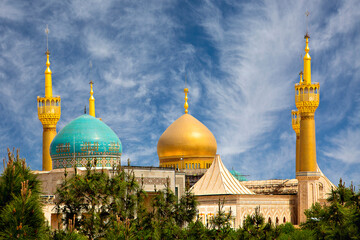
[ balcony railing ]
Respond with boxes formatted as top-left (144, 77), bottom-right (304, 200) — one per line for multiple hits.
top-left (295, 83), bottom-right (320, 104)
top-left (37, 96), bottom-right (61, 115)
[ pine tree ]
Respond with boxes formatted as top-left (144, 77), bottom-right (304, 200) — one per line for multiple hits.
top-left (175, 183), bottom-right (198, 227)
top-left (0, 149), bottom-right (49, 239)
top-left (242, 206), bottom-right (273, 239)
top-left (208, 199), bottom-right (233, 239)
top-left (302, 179), bottom-right (360, 239)
top-left (56, 163), bottom-right (145, 239)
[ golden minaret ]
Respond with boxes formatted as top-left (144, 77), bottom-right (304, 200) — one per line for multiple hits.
top-left (295, 33), bottom-right (320, 177)
top-left (291, 72), bottom-right (302, 173)
top-left (89, 81), bottom-right (95, 117)
top-left (37, 26), bottom-right (61, 171)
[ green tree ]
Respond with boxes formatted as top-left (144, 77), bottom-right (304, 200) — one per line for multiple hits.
top-left (0, 149), bottom-right (49, 239)
top-left (302, 179), bottom-right (360, 240)
top-left (150, 179), bottom-right (184, 239)
top-left (208, 199), bottom-right (234, 239)
top-left (186, 220), bottom-right (210, 240)
top-left (55, 164), bottom-right (145, 240)
top-left (242, 206), bottom-right (273, 240)
top-left (174, 184), bottom-right (198, 227)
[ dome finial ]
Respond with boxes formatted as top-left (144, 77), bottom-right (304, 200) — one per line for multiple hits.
top-left (299, 71), bottom-right (303, 83)
top-left (89, 61), bottom-right (95, 117)
top-left (89, 79), bottom-right (95, 117)
top-left (184, 74), bottom-right (189, 114)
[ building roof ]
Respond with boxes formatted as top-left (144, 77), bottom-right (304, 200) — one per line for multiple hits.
top-left (190, 155), bottom-right (254, 195)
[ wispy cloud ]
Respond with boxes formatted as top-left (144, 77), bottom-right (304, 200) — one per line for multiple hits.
top-left (0, 0), bottom-right (359, 187)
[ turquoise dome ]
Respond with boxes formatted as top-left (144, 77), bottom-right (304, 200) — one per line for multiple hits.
top-left (230, 170), bottom-right (247, 181)
top-left (50, 115), bottom-right (122, 169)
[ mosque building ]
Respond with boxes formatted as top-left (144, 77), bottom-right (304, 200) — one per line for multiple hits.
top-left (34, 29), bottom-right (335, 228)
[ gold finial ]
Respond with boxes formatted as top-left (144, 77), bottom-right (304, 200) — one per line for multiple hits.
top-left (184, 87), bottom-right (189, 114)
top-left (184, 74), bottom-right (189, 114)
top-left (304, 11), bottom-right (310, 53)
top-left (89, 80), bottom-right (95, 117)
top-left (299, 71), bottom-right (303, 83)
top-left (90, 81), bottom-right (94, 95)
top-left (89, 60), bottom-right (96, 117)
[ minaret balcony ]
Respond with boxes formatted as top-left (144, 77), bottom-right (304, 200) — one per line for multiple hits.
top-left (295, 83), bottom-right (319, 106)
top-left (37, 96), bottom-right (61, 120)
top-left (291, 110), bottom-right (300, 134)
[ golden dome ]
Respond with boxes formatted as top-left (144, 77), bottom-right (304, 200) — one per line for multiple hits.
top-left (157, 114), bottom-right (217, 160)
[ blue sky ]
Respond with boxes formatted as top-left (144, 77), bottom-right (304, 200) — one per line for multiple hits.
top-left (1, 0), bottom-right (359, 187)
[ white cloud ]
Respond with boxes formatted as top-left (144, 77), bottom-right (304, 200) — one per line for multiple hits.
top-left (0, 1), bottom-right (24, 21)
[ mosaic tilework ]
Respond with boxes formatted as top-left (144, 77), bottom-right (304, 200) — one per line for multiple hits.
top-left (52, 155), bottom-right (121, 169)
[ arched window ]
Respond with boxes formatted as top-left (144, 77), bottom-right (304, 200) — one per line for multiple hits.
top-left (268, 217), bottom-right (271, 224)
top-left (310, 87), bottom-right (313, 93)
top-left (186, 163), bottom-right (188, 169)
top-left (283, 217), bottom-right (286, 223)
top-left (304, 87), bottom-right (308, 94)
top-left (276, 217), bottom-right (279, 225)
top-left (46, 100), bottom-right (50, 106)
top-left (51, 100), bottom-right (55, 106)
top-left (192, 163), bottom-right (194, 169)
top-left (315, 88), bottom-right (318, 94)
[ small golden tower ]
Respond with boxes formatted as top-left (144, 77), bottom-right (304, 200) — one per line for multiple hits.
top-left (89, 81), bottom-right (95, 117)
top-left (291, 109), bottom-right (300, 173)
top-left (294, 33), bottom-right (320, 177)
top-left (37, 26), bottom-right (61, 171)
top-left (291, 72), bottom-right (302, 173)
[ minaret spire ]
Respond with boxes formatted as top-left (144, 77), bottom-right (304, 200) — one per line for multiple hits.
top-left (184, 74), bottom-right (189, 114)
top-left (89, 81), bottom-right (95, 117)
top-left (44, 25), bottom-right (53, 98)
top-left (303, 11), bottom-right (311, 84)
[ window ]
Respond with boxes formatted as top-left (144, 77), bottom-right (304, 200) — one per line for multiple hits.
top-left (185, 163), bottom-right (188, 169)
